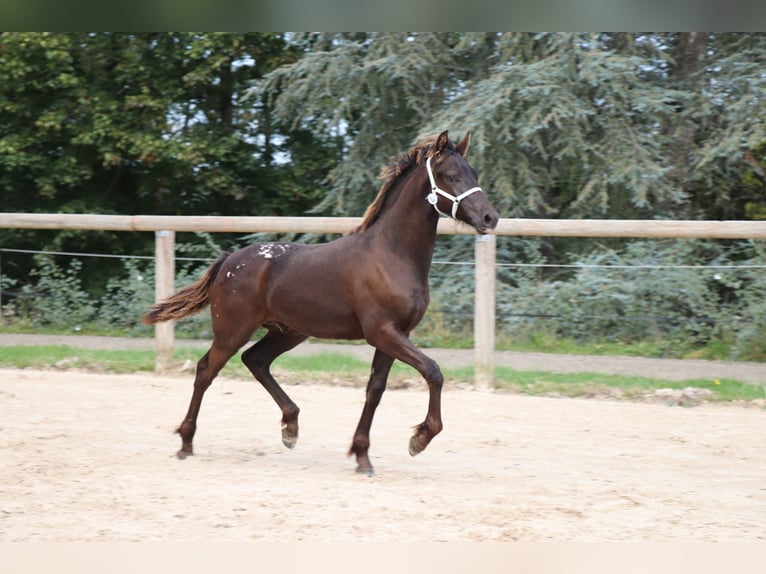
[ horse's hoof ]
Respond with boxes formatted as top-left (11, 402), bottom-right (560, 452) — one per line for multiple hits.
top-left (176, 448), bottom-right (193, 459)
top-left (408, 436), bottom-right (424, 457)
top-left (281, 432), bottom-right (297, 449)
top-left (356, 466), bottom-right (375, 476)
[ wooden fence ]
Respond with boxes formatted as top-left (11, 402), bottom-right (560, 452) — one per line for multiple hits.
top-left (3, 212), bottom-right (766, 387)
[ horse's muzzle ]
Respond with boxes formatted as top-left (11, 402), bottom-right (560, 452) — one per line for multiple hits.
top-left (483, 210), bottom-right (500, 232)
top-left (472, 206), bottom-right (499, 235)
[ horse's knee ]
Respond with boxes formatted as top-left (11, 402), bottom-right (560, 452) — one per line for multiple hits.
top-left (369, 374), bottom-right (387, 392)
top-left (364, 375), bottom-right (386, 405)
top-left (424, 359), bottom-right (443, 388)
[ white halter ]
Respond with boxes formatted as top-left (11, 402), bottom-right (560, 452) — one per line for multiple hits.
top-left (425, 156), bottom-right (483, 219)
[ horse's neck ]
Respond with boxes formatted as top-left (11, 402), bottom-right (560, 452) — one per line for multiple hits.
top-left (373, 168), bottom-right (439, 270)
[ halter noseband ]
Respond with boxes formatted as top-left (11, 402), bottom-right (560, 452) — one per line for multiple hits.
top-left (425, 156), bottom-right (483, 220)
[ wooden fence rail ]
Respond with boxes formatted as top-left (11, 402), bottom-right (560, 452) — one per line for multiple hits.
top-left (4, 213), bottom-right (766, 238)
top-left (3, 212), bottom-right (766, 387)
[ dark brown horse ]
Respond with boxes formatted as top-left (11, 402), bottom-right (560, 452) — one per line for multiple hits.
top-left (142, 130), bottom-right (499, 474)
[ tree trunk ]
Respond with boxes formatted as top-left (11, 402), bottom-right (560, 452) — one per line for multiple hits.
top-left (219, 58), bottom-right (234, 130)
top-left (667, 32), bottom-right (708, 217)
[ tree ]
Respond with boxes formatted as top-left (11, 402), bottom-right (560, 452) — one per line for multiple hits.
top-left (0, 32), bottom-right (339, 292)
top-left (259, 32), bottom-right (470, 216)
top-left (260, 32), bottom-right (766, 222)
top-left (258, 32), bottom-right (766, 335)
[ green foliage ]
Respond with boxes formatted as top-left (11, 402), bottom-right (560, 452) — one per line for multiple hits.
top-left (97, 259), bottom-right (156, 335)
top-left (0, 345), bottom-right (157, 372)
top-left (6, 238), bottom-right (765, 361)
top-left (489, 239), bottom-right (766, 359)
top-left (492, 367), bottom-right (765, 403)
top-left (0, 32), bottom-right (340, 293)
top-left (260, 32), bottom-right (469, 216)
top-left (256, 32), bottom-right (766, 359)
top-left (0, 32), bottom-right (323, 216)
top-left (261, 32), bottom-right (766, 222)
top-left (14, 258), bottom-right (96, 329)
top-left (3, 33), bottom-right (766, 359)
top-left (4, 238), bottom-right (225, 339)
top-left (728, 246), bottom-right (766, 361)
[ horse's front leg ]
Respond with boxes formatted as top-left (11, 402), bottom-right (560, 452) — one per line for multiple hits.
top-left (365, 325), bottom-right (444, 459)
top-left (349, 350), bottom-right (395, 475)
top-left (406, 355), bottom-right (443, 457)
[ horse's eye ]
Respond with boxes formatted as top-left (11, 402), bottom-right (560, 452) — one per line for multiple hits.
top-left (446, 175), bottom-right (456, 183)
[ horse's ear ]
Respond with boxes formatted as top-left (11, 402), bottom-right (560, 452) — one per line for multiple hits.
top-left (455, 131), bottom-right (472, 157)
top-left (434, 130), bottom-right (449, 156)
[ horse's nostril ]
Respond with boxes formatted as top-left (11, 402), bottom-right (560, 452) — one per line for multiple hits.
top-left (484, 213), bottom-right (498, 229)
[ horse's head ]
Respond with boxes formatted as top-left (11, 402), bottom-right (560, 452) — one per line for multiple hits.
top-left (425, 131), bottom-right (499, 234)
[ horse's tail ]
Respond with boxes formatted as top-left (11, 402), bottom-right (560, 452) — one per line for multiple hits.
top-left (142, 251), bottom-right (231, 325)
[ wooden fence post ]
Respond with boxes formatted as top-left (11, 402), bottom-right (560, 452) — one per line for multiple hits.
top-left (474, 233), bottom-right (496, 389)
top-left (154, 230), bottom-right (175, 372)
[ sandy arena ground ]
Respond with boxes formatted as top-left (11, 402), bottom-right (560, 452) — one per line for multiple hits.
top-left (1, 366), bottom-right (764, 541)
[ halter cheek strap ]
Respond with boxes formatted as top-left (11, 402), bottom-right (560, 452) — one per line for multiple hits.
top-left (425, 156), bottom-right (483, 219)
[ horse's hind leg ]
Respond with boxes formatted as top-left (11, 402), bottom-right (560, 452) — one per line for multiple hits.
top-left (240, 328), bottom-right (308, 449)
top-left (349, 350), bottom-right (394, 475)
top-left (176, 339), bottom-right (241, 458)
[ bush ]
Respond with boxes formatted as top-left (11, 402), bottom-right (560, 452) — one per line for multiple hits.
top-left (4, 237), bottom-right (766, 361)
top-left (485, 239), bottom-right (766, 357)
top-left (98, 259), bottom-right (155, 335)
top-left (13, 258), bottom-right (97, 330)
top-left (97, 257), bottom-right (220, 339)
top-left (4, 243), bottom-right (222, 339)
top-left (726, 243), bottom-right (766, 360)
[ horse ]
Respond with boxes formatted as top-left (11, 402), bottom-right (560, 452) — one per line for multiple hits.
top-left (142, 130), bottom-right (499, 474)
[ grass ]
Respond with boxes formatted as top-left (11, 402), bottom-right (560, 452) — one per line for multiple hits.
top-left (1, 344), bottom-right (763, 405)
top-left (0, 345), bottom-right (158, 373)
top-left (493, 331), bottom-right (743, 361)
top-left (409, 324), bottom-right (747, 361)
top-left (0, 345), bottom-right (418, 381)
top-left (491, 367), bottom-right (765, 403)
top-left (3, 321), bottom-right (749, 360)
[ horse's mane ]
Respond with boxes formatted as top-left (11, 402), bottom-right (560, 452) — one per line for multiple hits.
top-left (348, 135), bottom-right (456, 235)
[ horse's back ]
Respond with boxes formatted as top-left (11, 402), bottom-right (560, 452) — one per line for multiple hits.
top-left (209, 238), bottom-right (368, 340)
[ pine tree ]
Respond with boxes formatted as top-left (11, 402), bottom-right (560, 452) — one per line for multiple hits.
top-left (261, 32), bottom-right (766, 221)
top-left (259, 32), bottom-right (766, 342)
